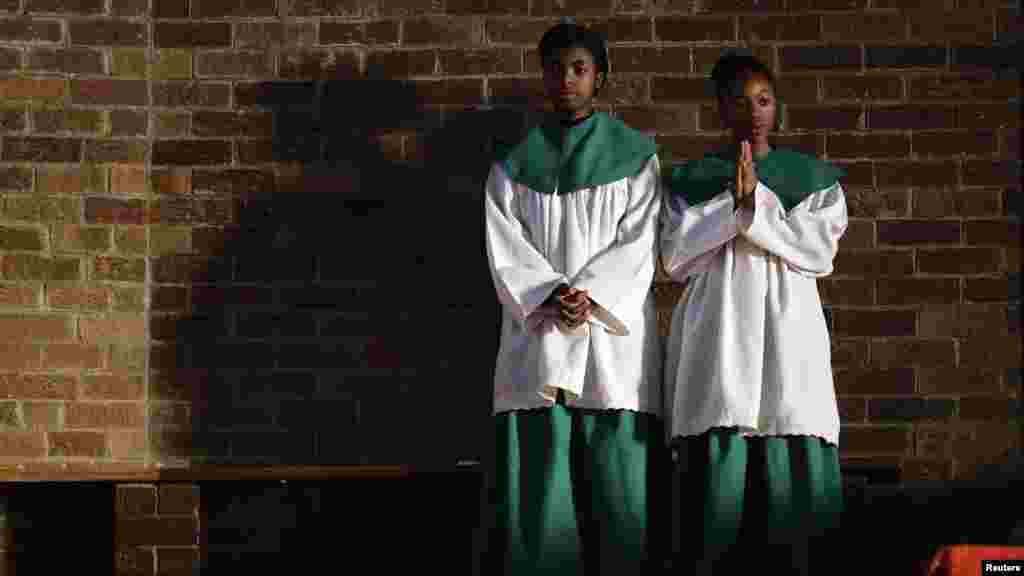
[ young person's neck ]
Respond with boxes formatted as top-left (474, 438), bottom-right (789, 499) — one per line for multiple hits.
top-left (555, 107), bottom-right (595, 126)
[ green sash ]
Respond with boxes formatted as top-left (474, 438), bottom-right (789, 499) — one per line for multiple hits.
top-left (664, 147), bottom-right (845, 212)
top-left (496, 111), bottom-right (658, 196)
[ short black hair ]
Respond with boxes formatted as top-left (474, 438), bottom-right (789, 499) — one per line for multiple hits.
top-left (710, 50), bottom-right (774, 102)
top-left (538, 22), bottom-right (609, 90)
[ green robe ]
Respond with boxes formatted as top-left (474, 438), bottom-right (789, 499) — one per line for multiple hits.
top-left (664, 146), bottom-right (845, 211)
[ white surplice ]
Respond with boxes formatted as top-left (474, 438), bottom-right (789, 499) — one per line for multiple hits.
top-left (484, 156), bottom-right (663, 415)
top-left (660, 177), bottom-right (847, 445)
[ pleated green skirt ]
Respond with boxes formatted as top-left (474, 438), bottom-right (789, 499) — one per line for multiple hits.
top-left (672, 428), bottom-right (843, 575)
top-left (474, 392), bottom-right (669, 575)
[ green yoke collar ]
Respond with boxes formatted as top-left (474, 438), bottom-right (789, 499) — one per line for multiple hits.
top-left (663, 146), bottom-right (845, 212)
top-left (495, 111), bottom-right (658, 195)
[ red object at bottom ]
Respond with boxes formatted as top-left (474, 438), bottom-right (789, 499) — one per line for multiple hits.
top-left (926, 546), bottom-right (1024, 576)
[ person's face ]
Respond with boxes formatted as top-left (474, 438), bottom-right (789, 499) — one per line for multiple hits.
top-left (542, 45), bottom-right (603, 116)
top-left (719, 72), bottom-right (776, 142)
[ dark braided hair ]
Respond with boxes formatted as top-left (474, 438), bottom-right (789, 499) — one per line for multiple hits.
top-left (538, 21), bottom-right (609, 95)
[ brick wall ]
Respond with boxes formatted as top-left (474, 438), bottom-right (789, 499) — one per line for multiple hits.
top-left (0, 0), bottom-right (1020, 514)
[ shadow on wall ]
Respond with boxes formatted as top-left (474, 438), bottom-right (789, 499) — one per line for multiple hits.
top-left (150, 74), bottom-right (541, 467)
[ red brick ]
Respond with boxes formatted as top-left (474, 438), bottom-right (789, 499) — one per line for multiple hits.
top-left (919, 367), bottom-right (1003, 396)
top-left (52, 225), bottom-right (110, 254)
top-left (692, 44), bottom-right (774, 76)
top-left (20, 401), bottom-right (59, 431)
top-left (403, 16), bottom-right (483, 45)
top-left (149, 197), bottom-right (235, 226)
top-left (839, 426), bottom-right (912, 455)
top-left (919, 303), bottom-right (1009, 338)
top-left (0, 18), bottom-right (63, 42)
top-left (834, 249), bottom-right (914, 277)
top-left (192, 169), bottom-right (275, 196)
top-left (193, 0), bottom-right (274, 17)
top-left (237, 22), bottom-right (317, 49)
top-left (909, 74), bottom-right (1018, 101)
top-left (46, 284), bottom-right (110, 311)
top-left (438, 47), bottom-right (521, 75)
top-left (117, 485), bottom-right (157, 516)
top-left (366, 49), bottom-right (437, 77)
top-left (84, 197), bottom-right (145, 225)
top-left (109, 429), bottom-right (147, 459)
top-left (32, 108), bottom-right (102, 134)
top-left (834, 309), bottom-right (916, 337)
top-left (779, 45), bottom-right (860, 71)
top-left (26, 47), bottom-right (104, 74)
top-left (158, 484), bottom-right (199, 515)
top-left (828, 133), bottom-right (910, 160)
top-left (959, 103), bottom-right (1019, 130)
top-left (92, 256), bottom-right (146, 282)
top-left (71, 78), bottom-right (148, 106)
top-left (964, 277), bottom-right (1017, 302)
top-left (44, 343), bottom-right (104, 370)
top-left (69, 20), bottom-right (147, 46)
top-left (237, 140), bottom-right (275, 165)
top-left (917, 247), bottom-right (1002, 275)
top-left (958, 396), bottom-right (1016, 420)
top-left (1, 106), bottom-right (25, 132)
top-left (117, 517), bottom-right (196, 547)
top-left (821, 12), bottom-right (905, 42)
top-left (616, 105), bottom-right (695, 134)
top-left (80, 314), bottom-right (146, 343)
top-left (2, 197), bottom-right (82, 223)
top-left (320, 20), bottom-right (400, 45)
top-left (965, 219), bottom-right (1019, 245)
top-left (705, 0), bottom-right (784, 9)
top-left (787, 105), bottom-right (863, 130)
top-left (870, 338), bottom-right (956, 369)
top-left (964, 159), bottom-right (1017, 187)
top-left (82, 374), bottom-right (144, 400)
top-left (153, 82), bottom-right (231, 108)
top-left (822, 75), bottom-right (902, 101)
top-left (0, 79), bottom-right (64, 108)
top-left (908, 9), bottom-right (995, 42)
top-left (740, 14), bottom-right (820, 42)
top-left (0, 312), bottom-right (73, 343)
top-left (26, 0), bottom-right (105, 12)
top-left (913, 188), bottom-right (1001, 218)
top-left (49, 430), bottom-right (108, 457)
top-left (876, 277), bottom-right (959, 306)
top-left (901, 458), bottom-right (953, 482)
top-left (610, 46), bottom-right (690, 74)
top-left (284, 0), bottom-right (359, 16)
top-left (0, 372), bottom-right (75, 399)
top-left (818, 278), bottom-right (874, 306)
top-left (960, 335), bottom-right (1021, 367)
top-left (876, 220), bottom-right (960, 246)
top-left (113, 225), bottom-right (145, 255)
top-left (152, 140), bottom-right (231, 166)
top-left (876, 160), bottom-right (957, 188)
top-left (36, 165), bottom-right (106, 194)
top-left (411, 78), bottom-right (483, 105)
top-left (0, 225), bottom-right (45, 251)
top-left (0, 432), bottom-right (46, 457)
top-left (2, 137), bottom-right (81, 162)
top-left (83, 139), bottom-right (148, 164)
top-left (66, 402), bottom-right (144, 428)
top-left (191, 111), bottom-right (273, 138)
top-left (913, 130), bottom-right (997, 158)
top-left (483, 18), bottom-right (552, 45)
top-left (279, 49), bottom-right (362, 79)
top-left (651, 77), bottom-right (708, 103)
top-left (838, 397), bottom-right (866, 422)
top-left (835, 367), bottom-right (915, 395)
top-left (155, 22), bottom-right (231, 48)
top-left (528, 0), bottom-right (613, 15)
top-left (150, 169), bottom-right (191, 196)
top-left (658, 134), bottom-right (727, 162)
top-left (111, 0), bottom-right (147, 15)
top-left (655, 15), bottom-right (733, 42)
top-left (869, 104), bottom-right (956, 130)
top-left (196, 51), bottom-right (274, 77)
top-left (0, 283), bottom-right (42, 309)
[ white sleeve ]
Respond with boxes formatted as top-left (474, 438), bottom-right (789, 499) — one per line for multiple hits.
top-left (737, 180), bottom-right (848, 277)
top-left (484, 163), bottom-right (568, 328)
top-left (659, 182), bottom-right (740, 282)
top-left (568, 155), bottom-right (662, 336)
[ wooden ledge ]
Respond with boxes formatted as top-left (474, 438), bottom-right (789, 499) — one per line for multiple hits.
top-left (0, 463), bottom-right (481, 483)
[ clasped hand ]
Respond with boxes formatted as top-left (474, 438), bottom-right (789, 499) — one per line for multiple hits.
top-left (541, 284), bottom-right (593, 330)
top-left (734, 140), bottom-right (757, 211)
